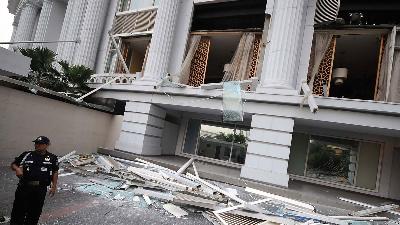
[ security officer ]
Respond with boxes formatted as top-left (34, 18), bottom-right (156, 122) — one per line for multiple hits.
top-left (10, 136), bottom-right (59, 225)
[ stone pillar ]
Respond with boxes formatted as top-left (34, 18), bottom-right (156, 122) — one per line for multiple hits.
top-left (142, 0), bottom-right (180, 82)
top-left (57, 0), bottom-right (75, 61)
top-left (240, 115), bottom-right (294, 187)
top-left (33, 0), bottom-right (53, 48)
top-left (14, 1), bottom-right (40, 49)
top-left (258, 0), bottom-right (307, 93)
top-left (116, 102), bottom-right (166, 155)
top-left (73, 0), bottom-right (108, 68)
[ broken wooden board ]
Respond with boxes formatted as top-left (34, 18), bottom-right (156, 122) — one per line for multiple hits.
top-left (163, 203), bottom-right (188, 218)
top-left (58, 150), bottom-right (77, 163)
top-left (351, 204), bottom-right (399, 217)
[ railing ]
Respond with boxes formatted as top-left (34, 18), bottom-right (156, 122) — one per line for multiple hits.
top-left (87, 73), bottom-right (141, 85)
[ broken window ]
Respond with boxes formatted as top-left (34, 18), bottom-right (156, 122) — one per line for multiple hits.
top-left (182, 120), bottom-right (249, 164)
top-left (118, 0), bottom-right (159, 12)
top-left (288, 133), bottom-right (382, 190)
top-left (308, 29), bottom-right (400, 101)
top-left (180, 32), bottom-right (262, 87)
top-left (104, 36), bottom-right (150, 77)
top-left (173, 0), bottom-right (268, 87)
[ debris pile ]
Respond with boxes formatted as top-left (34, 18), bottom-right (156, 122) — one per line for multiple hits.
top-left (58, 152), bottom-right (399, 225)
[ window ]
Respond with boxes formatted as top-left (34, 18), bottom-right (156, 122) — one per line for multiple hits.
top-left (288, 133), bottom-right (382, 190)
top-left (182, 120), bottom-right (249, 164)
top-left (119, 0), bottom-right (159, 12)
top-left (308, 31), bottom-right (397, 101)
top-left (184, 33), bottom-right (262, 87)
top-left (104, 36), bottom-right (150, 74)
top-left (306, 136), bottom-right (359, 185)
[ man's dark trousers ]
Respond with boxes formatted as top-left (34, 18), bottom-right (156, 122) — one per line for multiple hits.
top-left (10, 184), bottom-right (47, 225)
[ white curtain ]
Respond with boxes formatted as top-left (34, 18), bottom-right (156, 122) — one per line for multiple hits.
top-left (308, 33), bottom-right (333, 91)
top-left (173, 35), bottom-right (201, 84)
top-left (376, 27), bottom-right (396, 101)
top-left (388, 39), bottom-right (400, 102)
top-left (222, 33), bottom-right (255, 82)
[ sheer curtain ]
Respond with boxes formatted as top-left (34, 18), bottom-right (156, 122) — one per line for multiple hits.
top-left (173, 35), bottom-right (201, 84)
top-left (222, 33), bottom-right (255, 82)
top-left (308, 33), bottom-right (333, 91)
top-left (376, 28), bottom-right (395, 101)
top-left (388, 34), bottom-right (400, 102)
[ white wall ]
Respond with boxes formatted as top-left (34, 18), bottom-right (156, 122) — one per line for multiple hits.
top-left (0, 47), bottom-right (31, 77)
top-left (0, 85), bottom-right (121, 159)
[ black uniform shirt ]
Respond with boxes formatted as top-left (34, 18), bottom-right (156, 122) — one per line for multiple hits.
top-left (13, 150), bottom-right (59, 186)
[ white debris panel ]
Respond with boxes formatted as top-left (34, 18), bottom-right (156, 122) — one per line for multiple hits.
top-left (57, 151), bottom-right (398, 225)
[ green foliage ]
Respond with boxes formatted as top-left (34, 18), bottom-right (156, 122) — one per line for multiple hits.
top-left (17, 47), bottom-right (93, 96)
top-left (307, 143), bottom-right (350, 177)
top-left (214, 132), bottom-right (247, 145)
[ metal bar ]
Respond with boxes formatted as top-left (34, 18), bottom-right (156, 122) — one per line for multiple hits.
top-left (177, 158), bottom-right (195, 175)
top-left (75, 32), bottom-right (130, 102)
top-left (0, 40), bottom-right (78, 44)
top-left (110, 31), bottom-right (130, 74)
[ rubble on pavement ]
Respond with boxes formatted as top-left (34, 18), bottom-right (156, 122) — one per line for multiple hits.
top-left (58, 151), bottom-right (400, 225)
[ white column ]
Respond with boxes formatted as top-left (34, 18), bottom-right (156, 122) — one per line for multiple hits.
top-left (14, 1), bottom-right (40, 49)
top-left (57, 0), bottom-right (75, 61)
top-left (33, 0), bottom-right (53, 48)
top-left (62, 0), bottom-right (87, 64)
top-left (73, 0), bottom-right (108, 68)
top-left (142, 0), bottom-right (180, 82)
top-left (258, 0), bottom-right (307, 93)
top-left (240, 114), bottom-right (294, 187)
top-left (116, 102), bottom-right (166, 155)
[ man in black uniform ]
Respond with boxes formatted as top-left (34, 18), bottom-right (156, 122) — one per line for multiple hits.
top-left (10, 136), bottom-right (59, 225)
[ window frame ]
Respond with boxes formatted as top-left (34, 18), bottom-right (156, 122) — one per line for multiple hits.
top-left (289, 131), bottom-right (384, 193)
top-left (178, 118), bottom-right (250, 168)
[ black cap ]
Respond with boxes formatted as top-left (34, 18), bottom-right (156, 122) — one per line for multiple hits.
top-left (33, 136), bottom-right (50, 145)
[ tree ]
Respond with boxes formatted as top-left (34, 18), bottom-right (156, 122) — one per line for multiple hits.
top-left (18, 47), bottom-right (93, 96)
top-left (19, 47), bottom-right (62, 90)
top-left (58, 61), bottom-right (93, 97)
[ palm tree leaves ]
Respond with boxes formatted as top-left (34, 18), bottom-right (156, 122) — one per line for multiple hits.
top-left (18, 47), bottom-right (93, 97)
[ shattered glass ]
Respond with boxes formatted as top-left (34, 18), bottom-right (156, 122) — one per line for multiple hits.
top-left (223, 81), bottom-right (243, 122)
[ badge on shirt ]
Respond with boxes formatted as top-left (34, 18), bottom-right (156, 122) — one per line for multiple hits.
top-left (41, 167), bottom-right (48, 172)
top-left (45, 156), bottom-right (50, 162)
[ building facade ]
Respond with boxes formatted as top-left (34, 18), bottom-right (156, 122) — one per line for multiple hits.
top-left (8, 0), bottom-right (400, 200)
top-left (7, 0), bottom-right (118, 71)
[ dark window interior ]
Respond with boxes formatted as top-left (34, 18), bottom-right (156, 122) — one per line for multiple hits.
top-left (204, 34), bottom-right (241, 84)
top-left (191, 0), bottom-right (267, 31)
top-left (338, 0), bottom-right (400, 25)
top-left (329, 34), bottom-right (381, 100)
